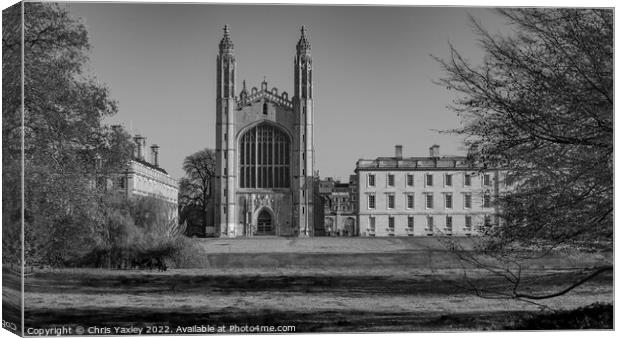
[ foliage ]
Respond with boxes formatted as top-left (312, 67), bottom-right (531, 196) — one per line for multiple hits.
top-left (2, 2), bottom-right (134, 266)
top-left (2, 3), bottom-right (23, 267)
top-left (435, 8), bottom-right (612, 300)
top-left (165, 236), bottom-right (209, 268)
top-left (127, 195), bottom-right (184, 239)
top-left (178, 148), bottom-right (216, 236)
top-left (77, 195), bottom-right (184, 268)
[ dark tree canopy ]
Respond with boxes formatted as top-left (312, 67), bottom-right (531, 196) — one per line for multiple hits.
top-left (179, 148), bottom-right (216, 236)
top-left (2, 3), bottom-right (133, 266)
top-left (437, 8), bottom-right (612, 249)
top-left (2, 3), bottom-right (24, 267)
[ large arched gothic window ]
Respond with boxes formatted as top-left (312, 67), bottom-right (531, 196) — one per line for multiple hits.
top-left (239, 123), bottom-right (290, 188)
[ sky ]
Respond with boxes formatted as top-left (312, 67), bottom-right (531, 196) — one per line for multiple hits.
top-left (65, 2), bottom-right (510, 181)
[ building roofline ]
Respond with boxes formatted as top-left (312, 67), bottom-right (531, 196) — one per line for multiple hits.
top-left (354, 155), bottom-right (504, 172)
top-left (132, 158), bottom-right (169, 175)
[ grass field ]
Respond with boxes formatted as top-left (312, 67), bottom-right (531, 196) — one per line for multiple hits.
top-left (11, 238), bottom-right (615, 332)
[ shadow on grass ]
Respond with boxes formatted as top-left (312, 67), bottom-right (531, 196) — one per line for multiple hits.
top-left (505, 303), bottom-right (613, 330)
top-left (25, 304), bottom-right (612, 332)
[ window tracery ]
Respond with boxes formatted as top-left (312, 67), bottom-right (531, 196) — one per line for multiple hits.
top-left (239, 123), bottom-right (290, 188)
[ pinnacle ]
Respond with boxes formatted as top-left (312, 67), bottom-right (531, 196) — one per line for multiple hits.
top-left (219, 24), bottom-right (234, 53)
top-left (297, 25), bottom-right (311, 53)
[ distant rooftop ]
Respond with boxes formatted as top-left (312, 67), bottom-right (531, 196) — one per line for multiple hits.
top-left (132, 157), bottom-right (169, 175)
top-left (356, 144), bottom-right (476, 171)
top-left (356, 156), bottom-right (473, 171)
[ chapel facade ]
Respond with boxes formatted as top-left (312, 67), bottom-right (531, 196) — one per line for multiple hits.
top-left (214, 26), bottom-right (315, 237)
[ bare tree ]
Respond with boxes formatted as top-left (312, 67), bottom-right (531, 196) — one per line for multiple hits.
top-left (179, 148), bottom-right (216, 236)
top-left (435, 8), bottom-right (612, 301)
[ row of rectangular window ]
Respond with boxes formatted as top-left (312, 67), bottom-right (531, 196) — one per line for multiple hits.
top-left (369, 215), bottom-right (493, 231)
top-left (368, 173), bottom-right (491, 188)
top-left (367, 193), bottom-right (491, 209)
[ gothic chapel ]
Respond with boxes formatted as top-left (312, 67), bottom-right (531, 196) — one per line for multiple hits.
top-left (214, 26), bottom-right (315, 237)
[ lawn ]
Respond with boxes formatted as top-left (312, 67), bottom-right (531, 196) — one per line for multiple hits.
top-left (12, 238), bottom-right (615, 332)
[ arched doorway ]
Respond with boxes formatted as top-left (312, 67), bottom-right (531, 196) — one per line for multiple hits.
top-left (256, 209), bottom-right (274, 235)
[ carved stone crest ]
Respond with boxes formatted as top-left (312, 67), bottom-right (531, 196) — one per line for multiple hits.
top-left (252, 194), bottom-right (273, 211)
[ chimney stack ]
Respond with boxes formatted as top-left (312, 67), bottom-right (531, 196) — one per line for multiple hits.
top-left (150, 144), bottom-right (160, 167)
top-left (429, 144), bottom-right (440, 158)
top-left (395, 145), bottom-right (403, 159)
top-left (133, 135), bottom-right (146, 161)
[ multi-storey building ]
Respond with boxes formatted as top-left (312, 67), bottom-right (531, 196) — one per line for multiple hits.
top-left (214, 26), bottom-right (315, 237)
top-left (317, 177), bottom-right (356, 236)
top-left (113, 134), bottom-right (179, 222)
top-left (355, 145), bottom-right (501, 237)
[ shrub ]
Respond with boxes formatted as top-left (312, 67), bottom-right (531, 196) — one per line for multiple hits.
top-left (166, 236), bottom-right (209, 268)
top-left (73, 195), bottom-right (183, 268)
